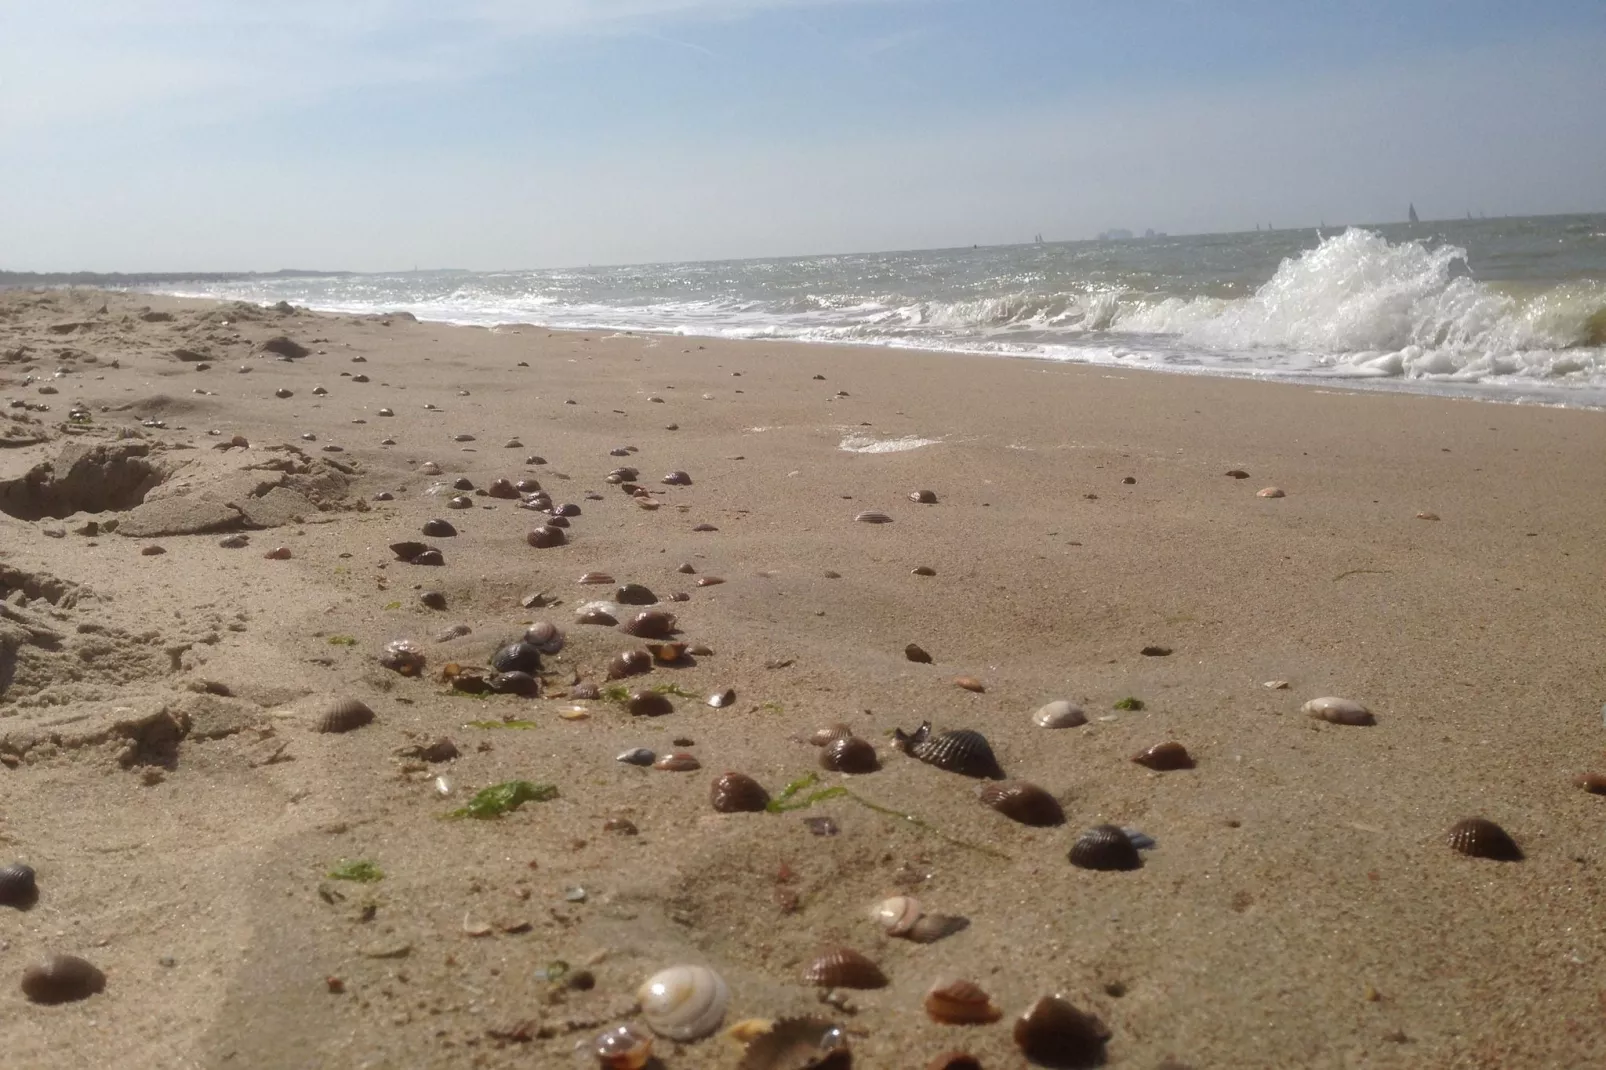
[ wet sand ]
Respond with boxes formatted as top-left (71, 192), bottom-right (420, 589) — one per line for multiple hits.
top-left (2, 287), bottom-right (1605, 1069)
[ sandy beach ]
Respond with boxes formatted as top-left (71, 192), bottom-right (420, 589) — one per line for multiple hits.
top-left (3, 286), bottom-right (1605, 1069)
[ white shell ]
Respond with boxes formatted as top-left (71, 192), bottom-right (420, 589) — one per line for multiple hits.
top-left (522, 621), bottom-right (564, 654)
top-left (1302, 696), bottom-right (1372, 722)
top-left (869, 895), bottom-right (922, 935)
top-left (1032, 700), bottom-right (1087, 729)
top-left (637, 965), bottom-right (729, 1041)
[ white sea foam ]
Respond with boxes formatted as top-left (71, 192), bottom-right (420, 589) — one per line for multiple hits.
top-left (838, 435), bottom-right (942, 453)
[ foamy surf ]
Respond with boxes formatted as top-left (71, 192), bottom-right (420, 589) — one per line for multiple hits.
top-left (838, 435), bottom-right (942, 454)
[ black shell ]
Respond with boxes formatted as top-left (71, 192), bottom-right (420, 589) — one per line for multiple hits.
top-left (314, 697), bottom-right (376, 734)
top-left (616, 583), bottom-right (659, 605)
top-left (803, 947), bottom-right (888, 989)
top-left (451, 477), bottom-right (474, 491)
top-left (489, 641), bottom-right (542, 674)
top-left (1447, 817), bottom-right (1523, 861)
top-left (710, 772), bottom-right (770, 813)
top-left (606, 650), bottom-right (653, 679)
top-left (20, 955), bottom-right (105, 1004)
top-left (421, 518), bottom-right (457, 537)
top-left (1132, 741), bottom-right (1194, 771)
top-left (553, 502), bottom-right (581, 517)
top-left (622, 610), bottom-right (677, 639)
top-left (1068, 824), bottom-right (1142, 871)
top-left (894, 723), bottom-right (1003, 779)
top-left (388, 540), bottom-right (432, 561)
top-left (526, 525), bottom-right (566, 548)
top-left (0, 863), bottom-right (38, 908)
top-left (979, 781), bottom-right (1065, 826)
top-left (412, 549), bottom-right (445, 566)
top-left (1012, 995), bottom-right (1110, 1068)
top-left (488, 671), bottom-right (540, 697)
top-left (627, 690), bottom-right (674, 717)
top-left (820, 736), bottom-right (879, 774)
top-left (419, 590), bottom-right (447, 610)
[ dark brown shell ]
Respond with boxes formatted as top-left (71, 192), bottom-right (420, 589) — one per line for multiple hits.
top-left (622, 610), bottom-right (677, 638)
top-left (419, 590), bottom-right (447, 610)
top-left (627, 690), bottom-right (674, 717)
top-left (820, 736), bottom-right (879, 774)
top-left (389, 540), bottom-right (432, 561)
top-left (924, 979), bottom-right (1002, 1025)
top-left (20, 955), bottom-right (105, 1004)
top-left (979, 781), bottom-right (1065, 826)
top-left (653, 752), bottom-right (701, 771)
top-left (421, 518), bottom-right (457, 537)
top-left (489, 641), bottom-right (541, 674)
top-left (526, 525), bottom-right (566, 548)
top-left (1068, 824), bottom-right (1142, 871)
top-left (646, 642), bottom-right (688, 664)
top-left (926, 1053), bottom-right (982, 1070)
top-left (737, 1018), bottom-right (850, 1070)
top-left (606, 650), bottom-right (653, 679)
top-left (571, 681), bottom-right (601, 700)
top-left (516, 478), bottom-right (542, 493)
top-left (802, 947), bottom-right (887, 989)
top-left (905, 643), bottom-right (933, 663)
top-left (314, 697), bottom-right (376, 734)
top-left (895, 723), bottom-right (1002, 780)
top-left (1574, 771), bottom-right (1606, 795)
top-left (1012, 995), bottom-right (1110, 1068)
top-left (662, 471), bottom-right (692, 485)
top-left (412, 549), bottom-right (445, 566)
top-left (616, 583), bottom-right (659, 605)
top-left (1446, 817), bottom-right (1523, 861)
top-left (447, 494), bottom-right (473, 509)
top-left (1132, 741), bottom-right (1194, 771)
top-left (488, 671), bottom-right (540, 697)
top-left (487, 478), bottom-right (518, 499)
top-left (523, 621), bottom-right (564, 654)
top-left (710, 772), bottom-right (770, 813)
top-left (607, 467), bottom-right (639, 482)
top-left (809, 723), bottom-right (855, 747)
top-left (909, 489), bottom-right (938, 504)
top-left (0, 863), bottom-right (38, 908)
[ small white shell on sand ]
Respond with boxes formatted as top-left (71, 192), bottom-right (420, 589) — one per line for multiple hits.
top-left (638, 965), bottom-right (730, 1041)
top-left (1303, 696), bottom-right (1375, 726)
top-left (1263, 680), bottom-right (1290, 690)
top-left (1032, 700), bottom-right (1087, 729)
top-left (1257, 487), bottom-right (1285, 498)
top-left (869, 895), bottom-right (922, 935)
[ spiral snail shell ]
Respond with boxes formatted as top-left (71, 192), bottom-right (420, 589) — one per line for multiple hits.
top-left (637, 964), bottom-right (730, 1040)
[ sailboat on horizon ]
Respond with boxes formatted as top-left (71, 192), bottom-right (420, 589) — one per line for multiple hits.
top-left (1408, 203), bottom-right (1420, 224)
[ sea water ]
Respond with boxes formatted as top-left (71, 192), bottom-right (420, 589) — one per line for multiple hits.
top-left (152, 214), bottom-right (1606, 408)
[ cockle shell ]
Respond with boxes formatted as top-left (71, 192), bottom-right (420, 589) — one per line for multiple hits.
top-left (579, 571), bottom-right (616, 585)
top-left (802, 947), bottom-right (887, 989)
top-left (1257, 486), bottom-right (1285, 498)
top-left (617, 748), bottom-right (656, 766)
top-left (487, 478), bottom-right (518, 499)
top-left (1068, 824), bottom-right (1142, 871)
top-left (1303, 697), bottom-right (1375, 726)
top-left (1447, 817), bottom-right (1523, 861)
top-left (978, 781), bottom-right (1065, 826)
top-left (870, 895), bottom-right (922, 936)
top-left (526, 525), bottom-right (565, 548)
top-left (854, 510), bottom-right (892, 524)
top-left (420, 518), bottom-right (457, 538)
top-left (820, 736), bottom-right (879, 774)
top-left (809, 723), bottom-right (855, 747)
top-left (623, 610), bottom-right (677, 638)
top-left (607, 650), bottom-right (653, 679)
top-left (646, 642), bottom-right (687, 664)
top-left (313, 696), bottom-right (376, 734)
top-left (894, 723), bottom-right (1002, 779)
top-left (662, 471), bottom-right (692, 485)
top-left (628, 690), bottom-right (674, 717)
top-left (0, 863), bottom-right (38, 908)
top-left (710, 772), bottom-right (770, 813)
top-left (388, 540), bottom-right (434, 562)
top-left (1012, 995), bottom-right (1110, 1066)
top-left (906, 913), bottom-right (969, 944)
top-left (489, 641), bottom-right (541, 674)
top-left (638, 965), bottom-right (729, 1040)
top-left (909, 489), bottom-right (937, 503)
top-left (523, 621), bottom-right (564, 654)
top-left (593, 1023), bottom-right (653, 1069)
top-left (924, 979), bottom-right (1002, 1025)
top-left (1033, 700), bottom-right (1087, 729)
top-left (736, 1018), bottom-right (850, 1070)
top-left (20, 955), bottom-right (105, 1004)
top-left (1132, 741), bottom-right (1194, 771)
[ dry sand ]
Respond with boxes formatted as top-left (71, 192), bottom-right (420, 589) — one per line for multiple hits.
top-left (2, 287), bottom-right (1605, 1069)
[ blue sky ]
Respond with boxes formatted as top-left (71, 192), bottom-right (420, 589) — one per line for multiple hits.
top-left (2, 0), bottom-right (1603, 271)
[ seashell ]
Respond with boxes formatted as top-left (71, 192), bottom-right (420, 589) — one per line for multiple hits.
top-left (523, 621), bottom-right (564, 654)
top-left (313, 696), bottom-right (376, 733)
top-left (526, 525), bottom-right (565, 548)
top-left (389, 540), bottom-right (432, 561)
top-left (688, 644), bottom-right (714, 656)
top-left (451, 672), bottom-right (491, 694)
top-left (488, 671), bottom-right (540, 697)
top-left (820, 736), bottom-right (879, 774)
top-left (909, 489), bottom-right (938, 504)
top-left (925, 979), bottom-right (1002, 1025)
top-left (419, 590), bottom-right (447, 610)
top-left (1032, 700), bottom-right (1086, 729)
top-left (803, 947), bottom-right (887, 989)
top-left (1012, 995), bottom-right (1110, 1067)
top-left (707, 688), bottom-right (736, 708)
top-left (676, 562), bottom-right (697, 574)
top-left (736, 1017), bottom-right (850, 1070)
top-left (894, 723), bottom-right (1003, 779)
top-left (489, 641), bottom-right (542, 674)
top-left (413, 549), bottom-right (445, 566)
top-left (1573, 772), bottom-right (1606, 795)
top-left (1303, 696), bottom-right (1375, 726)
top-left (419, 461), bottom-right (442, 475)
top-left (926, 1053), bottom-right (982, 1070)
top-left (487, 478), bottom-right (518, 499)
top-left (20, 954), bottom-right (106, 1004)
top-left (579, 571), bottom-right (616, 585)
top-left (617, 748), bottom-right (656, 766)
top-left (711, 772), bottom-right (770, 813)
top-left (452, 476), bottom-right (474, 490)
top-left (1225, 469), bottom-right (1249, 478)
top-left (607, 650), bottom-right (653, 680)
top-left (515, 478), bottom-right (541, 493)
top-left (905, 643), bottom-right (933, 663)
top-left (594, 1024), bottom-right (654, 1069)
top-left (623, 610), bottom-right (677, 639)
top-left (571, 681), bottom-right (600, 700)
top-left (654, 752), bottom-right (700, 771)
top-left (379, 639), bottom-right (426, 676)
top-left (979, 781), bottom-right (1065, 826)
top-left (1069, 824), bottom-right (1142, 871)
top-left (264, 546), bottom-right (293, 560)
top-left (646, 642), bottom-right (688, 664)
top-left (906, 913), bottom-right (969, 944)
top-left (661, 471), bottom-right (692, 485)
top-left (421, 518), bottom-right (456, 537)
top-left (854, 510), bottom-right (892, 524)
top-left (1257, 486), bottom-right (1285, 498)
top-left (553, 502), bottom-right (582, 517)
top-left (870, 895), bottom-right (922, 936)
top-left (1447, 817), bottom-right (1522, 861)
top-left (953, 676), bottom-right (986, 693)
top-left (608, 467), bottom-right (640, 482)
top-left (692, 523), bottom-right (718, 532)
top-left (616, 583), bottom-right (658, 605)
top-left (447, 495), bottom-right (473, 510)
top-left (0, 863), bottom-right (38, 908)
top-left (578, 607), bottom-right (619, 626)
top-left (696, 575), bottom-right (725, 587)
top-left (809, 723), bottom-right (855, 747)
top-left (637, 964), bottom-right (730, 1041)
top-left (1132, 741), bottom-right (1194, 771)
top-left (628, 690), bottom-right (674, 717)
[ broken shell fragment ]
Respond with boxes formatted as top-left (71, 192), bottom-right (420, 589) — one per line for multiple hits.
top-left (710, 772), bottom-right (770, 813)
top-left (707, 688), bottom-right (737, 708)
top-left (978, 781), bottom-right (1065, 826)
top-left (925, 979), bottom-right (1002, 1025)
top-left (1068, 824), bottom-right (1142, 871)
top-left (802, 947), bottom-right (887, 989)
top-left (607, 650), bottom-right (654, 679)
top-left (1132, 741), bottom-right (1195, 771)
top-left (1303, 697), bottom-right (1375, 726)
top-left (593, 1023), bottom-right (653, 1069)
top-left (637, 964), bottom-right (730, 1041)
top-left (1447, 817), bottom-right (1523, 861)
top-left (1012, 995), bottom-right (1110, 1068)
top-left (1032, 700), bottom-right (1087, 729)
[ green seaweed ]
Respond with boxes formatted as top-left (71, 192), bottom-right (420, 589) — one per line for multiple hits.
top-left (382, 600), bottom-right (402, 610)
top-left (327, 859), bottom-right (384, 883)
top-left (448, 780), bottom-right (559, 820)
top-left (600, 685), bottom-right (631, 704)
top-left (327, 635), bottom-right (358, 647)
top-left (1113, 696), bottom-right (1145, 711)
top-left (760, 701), bottom-right (784, 714)
top-left (465, 719), bottom-right (541, 729)
top-left (650, 683), bottom-right (699, 698)
top-left (765, 772), bottom-right (1011, 860)
top-left (766, 772), bottom-right (847, 813)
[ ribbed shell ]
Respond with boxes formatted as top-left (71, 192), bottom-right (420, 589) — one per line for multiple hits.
top-left (489, 641), bottom-right (541, 674)
top-left (487, 671), bottom-right (540, 697)
top-left (0, 863), bottom-right (38, 907)
top-left (637, 964), bottom-right (729, 1040)
top-left (572, 681), bottom-right (601, 700)
top-left (616, 583), bottom-right (659, 605)
top-left (809, 723), bottom-right (855, 747)
top-left (737, 1018), bottom-right (850, 1070)
top-left (313, 697), bottom-right (376, 734)
top-left (622, 610), bottom-right (677, 638)
top-left (526, 525), bottom-right (565, 548)
top-left (412, 549), bottom-right (445, 566)
top-left (854, 510), bottom-right (892, 523)
top-left (421, 518), bottom-right (457, 537)
top-left (710, 772), bottom-right (770, 813)
top-left (20, 955), bottom-right (106, 1004)
top-left (897, 723), bottom-right (1002, 779)
top-left (606, 650), bottom-right (653, 679)
top-left (1132, 741), bottom-right (1194, 771)
top-left (628, 690), bottom-right (674, 717)
top-left (802, 947), bottom-right (887, 989)
top-left (1068, 824), bottom-right (1142, 871)
top-left (487, 478), bottom-right (518, 499)
top-left (924, 979), bottom-right (1002, 1025)
top-left (1033, 700), bottom-right (1087, 729)
top-left (578, 607), bottom-right (619, 626)
top-left (608, 467), bottom-right (640, 482)
top-left (579, 571), bottom-right (615, 585)
top-left (654, 752), bottom-right (701, 772)
top-left (593, 1024), bottom-right (653, 1069)
top-left (820, 736), bottom-right (879, 774)
top-left (1447, 817), bottom-right (1523, 861)
top-left (1303, 696), bottom-right (1376, 726)
top-left (523, 621), bottom-right (564, 654)
top-left (1012, 995), bottom-right (1110, 1067)
top-left (979, 781), bottom-right (1065, 826)
top-left (870, 895), bottom-right (922, 935)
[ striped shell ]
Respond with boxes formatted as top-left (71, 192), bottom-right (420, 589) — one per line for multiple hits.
top-left (607, 650), bottom-right (654, 679)
top-left (1013, 995), bottom-right (1110, 1066)
top-left (869, 895), bottom-right (922, 936)
top-left (1304, 696), bottom-right (1375, 726)
top-left (1032, 700), bottom-right (1087, 729)
top-left (737, 1018), bottom-right (849, 1070)
top-left (20, 954), bottom-right (106, 1004)
top-left (1068, 824), bottom-right (1142, 871)
top-left (854, 511), bottom-right (892, 524)
top-left (924, 979), bottom-right (1002, 1025)
top-left (577, 606), bottom-right (619, 626)
top-left (809, 723), bottom-right (855, 747)
top-left (820, 736), bottom-right (879, 774)
top-left (0, 863), bottom-right (38, 908)
top-left (579, 571), bottom-right (615, 585)
top-left (623, 610), bottom-right (677, 639)
top-left (1132, 741), bottom-right (1194, 771)
top-left (711, 772), bottom-right (770, 813)
top-left (637, 965), bottom-right (730, 1041)
top-left (522, 621), bottom-right (564, 654)
top-left (653, 752), bottom-right (701, 772)
top-left (978, 781), bottom-right (1065, 826)
top-left (593, 1024), bottom-right (653, 1070)
top-left (628, 690), bottom-right (674, 717)
top-left (802, 947), bottom-right (887, 989)
top-left (313, 697), bottom-right (375, 734)
top-left (895, 723), bottom-right (1002, 779)
top-left (526, 524), bottom-right (565, 548)
top-left (489, 641), bottom-right (541, 674)
top-left (1447, 817), bottom-right (1523, 861)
